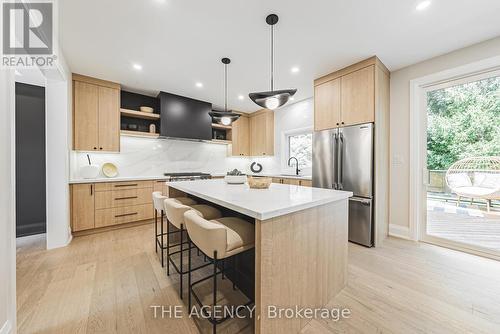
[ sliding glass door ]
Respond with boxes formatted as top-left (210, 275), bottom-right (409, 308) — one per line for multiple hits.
top-left (421, 70), bottom-right (500, 257)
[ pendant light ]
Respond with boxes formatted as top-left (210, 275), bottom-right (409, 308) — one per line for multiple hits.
top-left (209, 58), bottom-right (240, 125)
top-left (249, 14), bottom-right (297, 110)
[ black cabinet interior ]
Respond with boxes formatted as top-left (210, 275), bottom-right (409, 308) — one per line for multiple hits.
top-left (15, 82), bottom-right (46, 237)
top-left (158, 91), bottom-right (212, 140)
top-left (120, 90), bottom-right (161, 134)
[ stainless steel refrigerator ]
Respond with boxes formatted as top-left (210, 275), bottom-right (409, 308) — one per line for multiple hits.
top-left (312, 123), bottom-right (374, 247)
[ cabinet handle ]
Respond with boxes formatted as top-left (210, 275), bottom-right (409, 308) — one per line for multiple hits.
top-left (336, 123), bottom-right (339, 126)
top-left (115, 212), bottom-right (138, 218)
top-left (93, 147), bottom-right (97, 150)
top-left (114, 183), bottom-right (138, 188)
top-left (90, 184), bottom-right (93, 195)
top-left (341, 122), bottom-right (345, 125)
top-left (99, 147), bottom-right (103, 150)
top-left (115, 196), bottom-right (138, 200)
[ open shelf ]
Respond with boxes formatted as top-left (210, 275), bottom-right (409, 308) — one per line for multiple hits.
top-left (120, 130), bottom-right (160, 139)
top-left (121, 108), bottom-right (160, 120)
top-left (211, 123), bottom-right (232, 130)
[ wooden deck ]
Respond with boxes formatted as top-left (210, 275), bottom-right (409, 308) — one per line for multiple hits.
top-left (427, 199), bottom-right (500, 251)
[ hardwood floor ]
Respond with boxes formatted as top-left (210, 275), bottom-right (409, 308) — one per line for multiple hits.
top-left (17, 223), bottom-right (500, 334)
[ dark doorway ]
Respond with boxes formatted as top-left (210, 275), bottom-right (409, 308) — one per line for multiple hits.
top-left (15, 82), bottom-right (46, 237)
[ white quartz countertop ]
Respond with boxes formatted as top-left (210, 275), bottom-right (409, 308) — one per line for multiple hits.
top-left (167, 179), bottom-right (352, 220)
top-left (69, 175), bottom-right (167, 184)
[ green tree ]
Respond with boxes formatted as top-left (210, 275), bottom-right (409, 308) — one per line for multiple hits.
top-left (427, 77), bottom-right (500, 170)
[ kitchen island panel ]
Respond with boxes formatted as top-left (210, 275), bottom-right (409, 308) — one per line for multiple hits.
top-left (255, 199), bottom-right (348, 334)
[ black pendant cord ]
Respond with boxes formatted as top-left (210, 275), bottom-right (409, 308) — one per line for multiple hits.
top-left (270, 23), bottom-right (274, 91)
top-left (224, 62), bottom-right (228, 112)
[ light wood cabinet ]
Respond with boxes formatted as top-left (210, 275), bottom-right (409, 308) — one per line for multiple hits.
top-left (314, 78), bottom-right (341, 131)
top-left (271, 177), bottom-right (312, 187)
top-left (249, 109), bottom-right (274, 156)
top-left (314, 57), bottom-right (388, 130)
top-left (73, 81), bottom-right (99, 151)
top-left (73, 74), bottom-right (120, 152)
top-left (341, 65), bottom-right (375, 126)
top-left (97, 86), bottom-right (120, 151)
top-left (71, 184), bottom-right (95, 231)
top-left (230, 115), bottom-right (250, 156)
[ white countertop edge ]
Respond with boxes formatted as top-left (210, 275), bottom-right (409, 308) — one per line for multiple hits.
top-left (69, 173), bottom-right (312, 184)
top-left (69, 176), bottom-right (167, 184)
top-left (212, 173), bottom-right (313, 180)
top-left (167, 181), bottom-right (352, 220)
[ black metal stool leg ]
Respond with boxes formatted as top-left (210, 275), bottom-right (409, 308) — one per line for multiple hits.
top-left (179, 224), bottom-right (184, 299)
top-left (188, 235), bottom-right (192, 311)
top-left (166, 218), bottom-right (170, 276)
top-left (154, 210), bottom-right (158, 253)
top-left (160, 211), bottom-right (164, 267)
top-left (213, 251), bottom-right (218, 334)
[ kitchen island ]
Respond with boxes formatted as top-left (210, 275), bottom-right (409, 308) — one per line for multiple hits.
top-left (167, 179), bottom-right (352, 334)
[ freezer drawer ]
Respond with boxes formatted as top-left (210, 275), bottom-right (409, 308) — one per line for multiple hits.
top-left (348, 197), bottom-right (373, 247)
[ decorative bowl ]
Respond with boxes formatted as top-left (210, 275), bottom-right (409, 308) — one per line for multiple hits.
top-left (140, 106), bottom-right (154, 113)
top-left (248, 176), bottom-right (272, 189)
top-left (224, 175), bottom-right (247, 184)
top-left (102, 163), bottom-right (119, 178)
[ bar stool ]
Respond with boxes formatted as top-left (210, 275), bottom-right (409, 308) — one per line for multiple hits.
top-left (164, 198), bottom-right (223, 299)
top-left (184, 209), bottom-right (254, 334)
top-left (152, 191), bottom-right (196, 267)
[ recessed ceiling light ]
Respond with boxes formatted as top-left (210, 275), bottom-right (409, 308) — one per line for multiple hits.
top-left (195, 82), bottom-right (203, 88)
top-left (238, 95), bottom-right (244, 100)
top-left (291, 67), bottom-right (300, 73)
top-left (132, 63), bottom-right (142, 71)
top-left (416, 0), bottom-right (431, 11)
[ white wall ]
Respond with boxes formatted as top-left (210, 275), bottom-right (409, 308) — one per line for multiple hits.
top-left (254, 98), bottom-right (314, 175)
top-left (44, 49), bottom-right (73, 249)
top-left (390, 36), bottom-right (500, 233)
top-left (0, 69), bottom-right (16, 333)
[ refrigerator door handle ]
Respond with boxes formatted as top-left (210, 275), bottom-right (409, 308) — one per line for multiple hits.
top-left (333, 132), bottom-right (339, 189)
top-left (338, 131), bottom-right (344, 190)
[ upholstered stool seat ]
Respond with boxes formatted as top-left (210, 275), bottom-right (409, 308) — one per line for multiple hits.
top-left (184, 210), bottom-right (255, 334)
top-left (163, 197), bottom-right (222, 299)
top-left (165, 198), bottom-right (222, 229)
top-left (184, 212), bottom-right (254, 259)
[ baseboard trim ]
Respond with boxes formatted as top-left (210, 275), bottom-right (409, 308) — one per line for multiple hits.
top-left (389, 224), bottom-right (411, 240)
top-left (0, 321), bottom-right (12, 334)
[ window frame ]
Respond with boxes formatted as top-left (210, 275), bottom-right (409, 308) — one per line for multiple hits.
top-left (280, 127), bottom-right (313, 173)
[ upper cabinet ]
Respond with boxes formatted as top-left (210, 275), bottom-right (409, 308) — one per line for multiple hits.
top-left (230, 115), bottom-right (250, 156)
top-left (314, 78), bottom-right (341, 131)
top-left (314, 57), bottom-right (388, 131)
top-left (73, 74), bottom-right (120, 152)
top-left (341, 65), bottom-right (375, 126)
top-left (249, 109), bottom-right (274, 156)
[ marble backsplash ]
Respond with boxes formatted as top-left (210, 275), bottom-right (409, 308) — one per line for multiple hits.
top-left (70, 136), bottom-right (256, 180)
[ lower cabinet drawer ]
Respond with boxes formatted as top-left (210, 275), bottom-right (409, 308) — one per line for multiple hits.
top-left (95, 187), bottom-right (152, 209)
top-left (94, 180), bottom-right (154, 192)
top-left (95, 204), bottom-right (154, 228)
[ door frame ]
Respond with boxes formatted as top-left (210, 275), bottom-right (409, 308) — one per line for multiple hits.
top-left (409, 55), bottom-right (500, 260)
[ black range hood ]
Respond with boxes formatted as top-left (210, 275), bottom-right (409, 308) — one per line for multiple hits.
top-left (158, 91), bottom-right (212, 141)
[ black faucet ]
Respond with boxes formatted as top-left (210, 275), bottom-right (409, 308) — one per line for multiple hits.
top-left (288, 157), bottom-right (300, 176)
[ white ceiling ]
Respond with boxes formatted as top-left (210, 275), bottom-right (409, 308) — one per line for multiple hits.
top-left (60, 0), bottom-right (500, 112)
